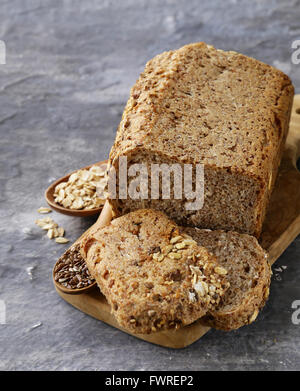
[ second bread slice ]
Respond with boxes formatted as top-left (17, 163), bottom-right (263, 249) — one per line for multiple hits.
top-left (183, 228), bottom-right (271, 331)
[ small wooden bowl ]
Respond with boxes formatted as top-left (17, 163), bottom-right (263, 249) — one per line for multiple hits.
top-left (53, 271), bottom-right (97, 295)
top-left (53, 200), bottom-right (113, 295)
top-left (52, 241), bottom-right (97, 295)
top-left (45, 160), bottom-right (108, 217)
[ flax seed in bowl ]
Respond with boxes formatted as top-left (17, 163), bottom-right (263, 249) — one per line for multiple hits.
top-left (53, 243), bottom-right (96, 294)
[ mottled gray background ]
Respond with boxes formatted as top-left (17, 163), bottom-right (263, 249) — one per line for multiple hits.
top-left (0, 0), bottom-right (300, 371)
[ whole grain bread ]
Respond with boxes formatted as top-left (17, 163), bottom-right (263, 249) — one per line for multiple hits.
top-left (81, 209), bottom-right (229, 334)
top-left (183, 227), bottom-right (271, 331)
top-left (108, 42), bottom-right (294, 237)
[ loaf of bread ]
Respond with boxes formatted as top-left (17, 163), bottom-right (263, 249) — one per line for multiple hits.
top-left (108, 42), bottom-right (294, 237)
top-left (183, 227), bottom-right (271, 330)
top-left (80, 209), bottom-right (229, 334)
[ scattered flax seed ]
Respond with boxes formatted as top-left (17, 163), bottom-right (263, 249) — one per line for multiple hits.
top-left (37, 207), bottom-right (52, 214)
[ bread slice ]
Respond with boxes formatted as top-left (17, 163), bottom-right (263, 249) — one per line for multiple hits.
top-left (183, 227), bottom-right (271, 331)
top-left (81, 210), bottom-right (229, 334)
top-left (108, 42), bottom-right (294, 237)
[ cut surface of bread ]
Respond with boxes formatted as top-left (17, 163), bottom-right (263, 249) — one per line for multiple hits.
top-left (183, 227), bottom-right (271, 331)
top-left (81, 209), bottom-right (229, 334)
top-left (108, 42), bottom-right (294, 237)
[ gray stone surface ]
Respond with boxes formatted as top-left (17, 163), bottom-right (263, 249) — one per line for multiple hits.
top-left (0, 0), bottom-right (300, 371)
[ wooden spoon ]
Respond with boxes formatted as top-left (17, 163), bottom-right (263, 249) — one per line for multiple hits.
top-left (45, 160), bottom-right (108, 217)
top-left (53, 200), bottom-right (113, 294)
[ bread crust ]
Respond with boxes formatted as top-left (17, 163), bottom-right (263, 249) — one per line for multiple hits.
top-left (183, 228), bottom-right (271, 331)
top-left (81, 210), bottom-right (229, 334)
top-left (108, 42), bottom-right (294, 237)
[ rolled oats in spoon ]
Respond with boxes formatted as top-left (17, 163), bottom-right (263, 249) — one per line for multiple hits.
top-left (53, 164), bottom-right (107, 210)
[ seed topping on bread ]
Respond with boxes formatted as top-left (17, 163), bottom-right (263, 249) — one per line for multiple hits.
top-left (183, 227), bottom-right (271, 331)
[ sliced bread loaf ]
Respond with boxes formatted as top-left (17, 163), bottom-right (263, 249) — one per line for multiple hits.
top-left (183, 227), bottom-right (271, 331)
top-left (81, 209), bottom-right (229, 334)
top-left (108, 42), bottom-right (294, 237)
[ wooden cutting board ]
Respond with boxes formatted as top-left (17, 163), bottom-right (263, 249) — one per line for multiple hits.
top-left (55, 95), bottom-right (300, 348)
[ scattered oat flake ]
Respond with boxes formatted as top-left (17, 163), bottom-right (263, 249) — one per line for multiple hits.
top-left (47, 229), bottom-right (54, 239)
top-left (37, 207), bottom-right (52, 214)
top-left (42, 223), bottom-right (57, 230)
top-left (57, 227), bottom-right (65, 237)
top-left (35, 217), bottom-right (53, 226)
top-left (55, 237), bottom-right (69, 244)
top-left (35, 216), bottom-right (66, 244)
